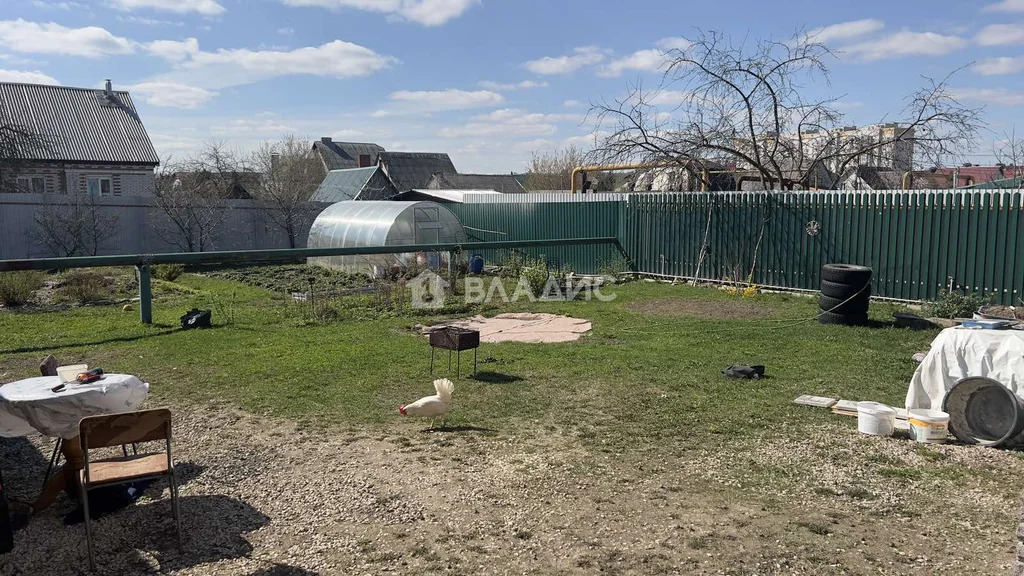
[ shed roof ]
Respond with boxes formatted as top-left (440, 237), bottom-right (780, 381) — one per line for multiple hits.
top-left (0, 82), bottom-right (159, 165)
top-left (401, 189), bottom-right (502, 203)
top-left (426, 172), bottom-right (525, 193)
top-left (313, 166), bottom-right (378, 202)
top-left (378, 151), bottom-right (457, 191)
top-left (312, 139), bottom-right (385, 171)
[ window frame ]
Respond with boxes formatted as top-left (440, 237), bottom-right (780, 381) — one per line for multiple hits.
top-left (86, 176), bottom-right (113, 197)
top-left (16, 175), bottom-right (45, 194)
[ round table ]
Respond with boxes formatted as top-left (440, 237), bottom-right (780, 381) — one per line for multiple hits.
top-left (0, 374), bottom-right (149, 511)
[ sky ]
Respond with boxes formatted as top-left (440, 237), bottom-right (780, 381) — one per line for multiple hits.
top-left (0, 0), bottom-right (1023, 172)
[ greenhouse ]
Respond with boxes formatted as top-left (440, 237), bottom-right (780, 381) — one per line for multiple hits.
top-left (306, 201), bottom-right (467, 274)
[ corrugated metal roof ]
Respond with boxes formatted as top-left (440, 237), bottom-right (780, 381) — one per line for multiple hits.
top-left (312, 139), bottom-right (385, 171)
top-left (0, 82), bottom-right (159, 165)
top-left (378, 151), bottom-right (457, 191)
top-left (403, 189), bottom-right (502, 203)
top-left (426, 173), bottom-right (525, 193)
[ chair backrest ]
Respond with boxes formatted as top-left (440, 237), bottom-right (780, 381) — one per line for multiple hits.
top-left (79, 408), bottom-right (172, 450)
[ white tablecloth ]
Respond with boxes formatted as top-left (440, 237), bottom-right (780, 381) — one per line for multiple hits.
top-left (906, 328), bottom-right (1024, 410)
top-left (0, 374), bottom-right (149, 439)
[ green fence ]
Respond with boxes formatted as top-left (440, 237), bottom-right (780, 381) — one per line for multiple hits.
top-left (447, 201), bottom-right (624, 274)
top-left (453, 191), bottom-right (1024, 303)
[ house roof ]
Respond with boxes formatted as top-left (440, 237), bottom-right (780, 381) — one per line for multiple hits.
top-left (312, 138), bottom-right (385, 171)
top-left (848, 166), bottom-right (903, 190)
top-left (426, 172), bottom-right (525, 193)
top-left (0, 81), bottom-right (159, 165)
top-left (963, 176), bottom-right (1024, 189)
top-left (312, 166), bottom-right (380, 202)
top-left (400, 189), bottom-right (502, 203)
top-left (378, 151), bottom-right (457, 191)
top-left (934, 166), bottom-right (1024, 187)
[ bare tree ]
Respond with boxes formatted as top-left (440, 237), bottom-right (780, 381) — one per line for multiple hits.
top-left (32, 194), bottom-right (119, 257)
top-left (591, 30), bottom-right (984, 191)
top-left (994, 127), bottom-right (1024, 182)
top-left (152, 142), bottom-right (245, 252)
top-left (250, 135), bottom-right (322, 248)
top-left (524, 146), bottom-right (586, 191)
top-left (0, 103), bottom-right (51, 193)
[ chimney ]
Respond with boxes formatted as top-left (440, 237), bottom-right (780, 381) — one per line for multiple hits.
top-left (104, 79), bottom-right (113, 98)
top-left (320, 136), bottom-right (332, 144)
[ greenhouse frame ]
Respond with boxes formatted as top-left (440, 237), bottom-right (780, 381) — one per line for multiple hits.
top-left (306, 201), bottom-right (467, 274)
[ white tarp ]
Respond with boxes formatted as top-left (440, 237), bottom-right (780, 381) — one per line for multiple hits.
top-left (906, 327), bottom-right (1024, 410)
top-left (0, 374), bottom-right (149, 439)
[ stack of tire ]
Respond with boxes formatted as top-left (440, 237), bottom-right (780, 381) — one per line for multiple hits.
top-left (818, 263), bottom-right (872, 326)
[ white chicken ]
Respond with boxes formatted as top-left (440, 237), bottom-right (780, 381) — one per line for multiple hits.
top-left (398, 378), bottom-right (454, 428)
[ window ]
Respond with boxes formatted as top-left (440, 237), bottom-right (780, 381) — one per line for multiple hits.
top-left (87, 176), bottom-right (112, 196)
top-left (16, 176), bottom-right (45, 194)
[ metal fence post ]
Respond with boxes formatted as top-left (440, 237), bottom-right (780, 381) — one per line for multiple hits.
top-left (136, 264), bottom-right (152, 324)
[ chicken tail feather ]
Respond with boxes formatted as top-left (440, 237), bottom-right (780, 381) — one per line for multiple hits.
top-left (433, 378), bottom-right (454, 402)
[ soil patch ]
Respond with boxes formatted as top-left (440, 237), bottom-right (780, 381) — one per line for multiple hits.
top-left (420, 313), bottom-right (592, 343)
top-left (628, 297), bottom-right (773, 320)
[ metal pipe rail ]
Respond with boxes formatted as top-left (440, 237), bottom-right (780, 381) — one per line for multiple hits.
top-left (0, 237), bottom-right (620, 324)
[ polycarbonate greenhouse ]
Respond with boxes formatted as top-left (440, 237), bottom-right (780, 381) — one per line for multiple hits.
top-left (306, 201), bottom-right (467, 274)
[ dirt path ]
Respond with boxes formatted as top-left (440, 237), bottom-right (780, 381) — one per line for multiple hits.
top-left (1, 403), bottom-right (1019, 575)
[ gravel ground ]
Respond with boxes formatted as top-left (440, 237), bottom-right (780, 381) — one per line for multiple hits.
top-left (1, 403), bottom-right (1022, 575)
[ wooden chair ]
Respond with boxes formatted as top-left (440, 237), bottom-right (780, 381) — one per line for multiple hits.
top-left (78, 408), bottom-right (182, 571)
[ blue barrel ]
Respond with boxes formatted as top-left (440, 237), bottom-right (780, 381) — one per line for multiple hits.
top-left (469, 254), bottom-right (484, 274)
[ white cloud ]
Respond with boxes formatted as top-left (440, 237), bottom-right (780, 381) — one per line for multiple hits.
top-left (976, 24), bottom-right (1024, 46)
top-left (151, 39), bottom-right (397, 91)
top-left (973, 56), bottom-right (1024, 75)
top-left (278, 27), bottom-right (295, 35)
top-left (211, 116), bottom-right (295, 137)
top-left (950, 87), bottom-right (1024, 106)
top-left (840, 30), bottom-right (967, 61)
top-left (31, 1), bottom-right (88, 9)
top-left (144, 38), bottom-right (199, 61)
top-left (375, 89), bottom-right (503, 116)
top-left (563, 99), bottom-right (582, 108)
top-left (524, 46), bottom-right (604, 75)
top-left (439, 108), bottom-right (580, 138)
top-left (649, 90), bottom-right (689, 107)
top-left (600, 49), bottom-right (669, 77)
top-left (478, 80), bottom-right (547, 91)
top-left (0, 69), bottom-right (60, 85)
top-left (125, 81), bottom-right (217, 109)
top-left (108, 0), bottom-right (225, 16)
top-left (280, 0), bottom-right (478, 26)
top-left (0, 19), bottom-right (134, 58)
top-left (984, 0), bottom-right (1024, 12)
top-left (807, 19), bottom-right (885, 44)
top-left (656, 37), bottom-right (691, 51)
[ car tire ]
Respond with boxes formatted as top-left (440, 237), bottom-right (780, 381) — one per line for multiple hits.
top-left (819, 294), bottom-right (870, 315)
top-left (818, 310), bottom-right (869, 326)
top-left (821, 263), bottom-right (873, 284)
top-left (819, 279), bottom-right (871, 299)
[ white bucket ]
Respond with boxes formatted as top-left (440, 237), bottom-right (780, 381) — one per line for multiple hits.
top-left (57, 364), bottom-right (88, 383)
top-left (908, 409), bottom-right (949, 443)
top-left (857, 402), bottom-right (896, 436)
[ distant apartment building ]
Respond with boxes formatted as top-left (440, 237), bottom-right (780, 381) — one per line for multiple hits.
top-left (737, 123), bottom-right (916, 176)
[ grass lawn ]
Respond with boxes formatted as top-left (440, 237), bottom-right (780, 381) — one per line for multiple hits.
top-left (1, 271), bottom-right (930, 444)
top-left (2, 268), bottom-right (1021, 574)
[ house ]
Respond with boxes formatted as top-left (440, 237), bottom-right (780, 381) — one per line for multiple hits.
top-left (311, 165), bottom-right (398, 202)
top-left (0, 80), bottom-right (159, 195)
top-left (425, 172), bottom-right (525, 193)
top-left (378, 152), bottom-right (457, 191)
top-left (311, 137), bottom-right (385, 173)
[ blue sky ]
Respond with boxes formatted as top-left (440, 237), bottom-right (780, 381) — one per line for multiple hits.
top-left (1, 0), bottom-right (1023, 172)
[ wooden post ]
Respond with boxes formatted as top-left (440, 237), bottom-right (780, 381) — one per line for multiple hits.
top-left (137, 264), bottom-right (152, 324)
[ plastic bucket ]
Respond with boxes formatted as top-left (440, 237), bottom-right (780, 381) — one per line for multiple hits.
top-left (942, 376), bottom-right (1024, 448)
top-left (907, 409), bottom-right (949, 443)
top-left (57, 364), bottom-right (88, 383)
top-left (857, 402), bottom-right (896, 436)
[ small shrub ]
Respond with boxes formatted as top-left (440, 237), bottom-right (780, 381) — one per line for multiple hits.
top-left (0, 271), bottom-right (45, 306)
top-left (522, 264), bottom-right (551, 297)
top-left (153, 263), bottom-right (184, 282)
top-left (62, 271), bottom-right (110, 304)
top-left (926, 290), bottom-right (992, 319)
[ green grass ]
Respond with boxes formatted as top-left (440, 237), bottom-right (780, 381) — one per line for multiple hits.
top-left (0, 270), bottom-right (937, 449)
